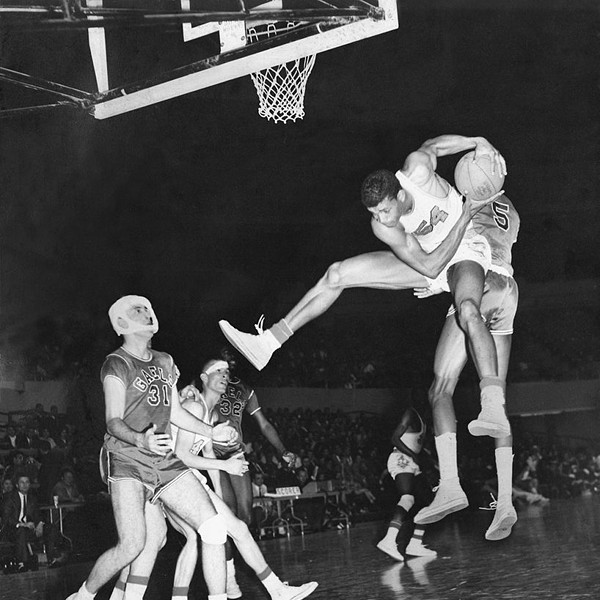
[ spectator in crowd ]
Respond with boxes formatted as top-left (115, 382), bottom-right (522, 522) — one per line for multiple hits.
top-left (4, 451), bottom-right (26, 483)
top-left (1, 475), bottom-right (45, 572)
top-left (51, 467), bottom-right (85, 504)
top-left (39, 428), bottom-right (57, 450)
top-left (0, 425), bottom-right (19, 450)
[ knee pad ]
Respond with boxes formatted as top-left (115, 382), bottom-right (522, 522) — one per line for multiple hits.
top-left (197, 514), bottom-right (227, 545)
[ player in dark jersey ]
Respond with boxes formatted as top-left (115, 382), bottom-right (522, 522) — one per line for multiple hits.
top-left (414, 195), bottom-right (520, 540)
top-left (66, 296), bottom-right (237, 600)
top-left (213, 350), bottom-right (296, 518)
top-left (377, 407), bottom-right (437, 561)
top-left (220, 135), bottom-right (511, 441)
top-left (207, 350), bottom-right (296, 596)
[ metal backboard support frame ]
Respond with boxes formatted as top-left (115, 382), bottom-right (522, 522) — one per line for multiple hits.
top-left (0, 1), bottom-right (399, 119)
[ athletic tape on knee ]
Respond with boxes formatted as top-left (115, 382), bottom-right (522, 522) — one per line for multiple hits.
top-left (198, 514), bottom-right (227, 545)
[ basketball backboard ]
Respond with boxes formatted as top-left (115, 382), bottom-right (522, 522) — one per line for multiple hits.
top-left (0, 1), bottom-right (399, 120)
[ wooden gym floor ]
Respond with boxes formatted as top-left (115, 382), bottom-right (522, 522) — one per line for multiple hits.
top-left (2, 496), bottom-right (600, 600)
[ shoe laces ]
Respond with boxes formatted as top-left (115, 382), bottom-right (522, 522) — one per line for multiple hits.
top-left (254, 314), bottom-right (266, 335)
top-left (479, 492), bottom-right (497, 511)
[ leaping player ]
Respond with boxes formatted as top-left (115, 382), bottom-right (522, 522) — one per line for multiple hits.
top-left (220, 134), bottom-right (510, 439)
top-left (414, 193), bottom-right (520, 541)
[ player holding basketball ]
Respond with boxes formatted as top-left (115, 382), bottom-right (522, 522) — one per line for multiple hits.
top-left (220, 134), bottom-right (510, 438)
top-left (377, 406), bottom-right (437, 561)
top-left (110, 358), bottom-right (317, 600)
top-left (169, 358), bottom-right (317, 600)
top-left (66, 295), bottom-right (237, 600)
top-left (414, 193), bottom-right (520, 541)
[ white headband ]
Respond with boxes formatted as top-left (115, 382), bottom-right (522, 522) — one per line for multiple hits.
top-left (108, 295), bottom-right (159, 336)
top-left (204, 360), bottom-right (229, 375)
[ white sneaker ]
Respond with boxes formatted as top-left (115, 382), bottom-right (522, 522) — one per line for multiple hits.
top-left (485, 502), bottom-right (517, 541)
top-left (414, 478), bottom-right (468, 525)
top-left (468, 392), bottom-right (511, 438)
top-left (404, 540), bottom-right (437, 557)
top-left (272, 581), bottom-right (319, 600)
top-left (227, 575), bottom-right (243, 599)
top-left (219, 318), bottom-right (280, 371)
top-left (65, 595), bottom-right (78, 600)
top-left (376, 539), bottom-right (405, 562)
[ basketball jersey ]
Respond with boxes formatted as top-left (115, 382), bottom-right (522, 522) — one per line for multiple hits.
top-left (101, 347), bottom-right (179, 451)
top-left (212, 377), bottom-right (260, 458)
top-left (472, 194), bottom-right (520, 276)
top-left (399, 410), bottom-right (425, 454)
top-left (395, 170), bottom-right (466, 253)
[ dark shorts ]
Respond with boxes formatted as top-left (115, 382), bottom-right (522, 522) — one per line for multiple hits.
top-left (447, 270), bottom-right (518, 335)
top-left (100, 445), bottom-right (191, 504)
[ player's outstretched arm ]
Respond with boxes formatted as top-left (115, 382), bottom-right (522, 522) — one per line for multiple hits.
top-left (253, 406), bottom-right (287, 456)
top-left (419, 135), bottom-right (507, 176)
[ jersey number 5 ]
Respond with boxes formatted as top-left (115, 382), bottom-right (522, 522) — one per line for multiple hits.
top-left (492, 201), bottom-right (510, 231)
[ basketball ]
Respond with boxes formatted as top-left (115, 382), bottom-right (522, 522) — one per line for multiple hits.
top-left (454, 151), bottom-right (505, 201)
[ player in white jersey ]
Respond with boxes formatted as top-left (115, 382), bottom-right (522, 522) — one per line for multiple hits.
top-left (377, 407), bottom-right (437, 561)
top-left (414, 195), bottom-right (520, 540)
top-left (170, 359), bottom-right (317, 600)
top-left (220, 134), bottom-right (510, 438)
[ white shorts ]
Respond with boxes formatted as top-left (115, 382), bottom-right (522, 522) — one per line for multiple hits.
top-left (425, 229), bottom-right (492, 293)
top-left (387, 449), bottom-right (421, 478)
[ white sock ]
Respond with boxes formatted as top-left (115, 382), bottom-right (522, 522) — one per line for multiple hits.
top-left (124, 576), bottom-right (149, 600)
top-left (261, 572), bottom-right (285, 595)
top-left (108, 578), bottom-right (126, 600)
top-left (208, 595), bottom-right (227, 600)
top-left (227, 559), bottom-right (236, 579)
top-left (382, 527), bottom-right (398, 544)
top-left (435, 433), bottom-right (458, 480)
top-left (495, 447), bottom-right (513, 502)
top-left (172, 586), bottom-right (189, 600)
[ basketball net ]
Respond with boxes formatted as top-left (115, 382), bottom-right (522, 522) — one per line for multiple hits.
top-left (247, 23), bottom-right (316, 124)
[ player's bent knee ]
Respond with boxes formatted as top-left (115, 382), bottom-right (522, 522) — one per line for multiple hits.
top-left (399, 494), bottom-right (415, 512)
top-left (119, 536), bottom-right (146, 562)
top-left (457, 298), bottom-right (481, 326)
top-left (324, 261), bottom-right (343, 287)
top-left (198, 514), bottom-right (227, 545)
top-left (227, 515), bottom-right (251, 541)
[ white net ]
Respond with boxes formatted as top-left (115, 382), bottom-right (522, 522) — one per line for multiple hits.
top-left (247, 23), bottom-right (316, 124)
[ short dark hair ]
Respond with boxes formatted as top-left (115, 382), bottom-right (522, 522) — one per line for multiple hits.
top-left (361, 169), bottom-right (400, 208)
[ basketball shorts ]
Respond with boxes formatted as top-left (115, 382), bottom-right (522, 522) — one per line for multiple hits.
top-left (100, 445), bottom-right (191, 504)
top-left (387, 449), bottom-right (421, 478)
top-left (446, 269), bottom-right (519, 335)
top-left (425, 229), bottom-right (492, 292)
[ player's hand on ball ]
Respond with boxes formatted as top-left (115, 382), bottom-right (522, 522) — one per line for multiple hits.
top-left (179, 384), bottom-right (200, 402)
top-left (225, 452), bottom-right (249, 476)
top-left (143, 423), bottom-right (174, 456)
top-left (473, 139), bottom-right (507, 176)
top-left (212, 421), bottom-right (238, 444)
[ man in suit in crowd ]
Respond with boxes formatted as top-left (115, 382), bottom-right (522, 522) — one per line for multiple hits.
top-left (1, 474), bottom-right (45, 571)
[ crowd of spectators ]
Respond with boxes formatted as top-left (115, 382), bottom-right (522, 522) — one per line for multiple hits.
top-left (0, 403), bottom-right (89, 572)
top-left (251, 309), bottom-right (600, 388)
top-left (1, 400), bottom-right (599, 573)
